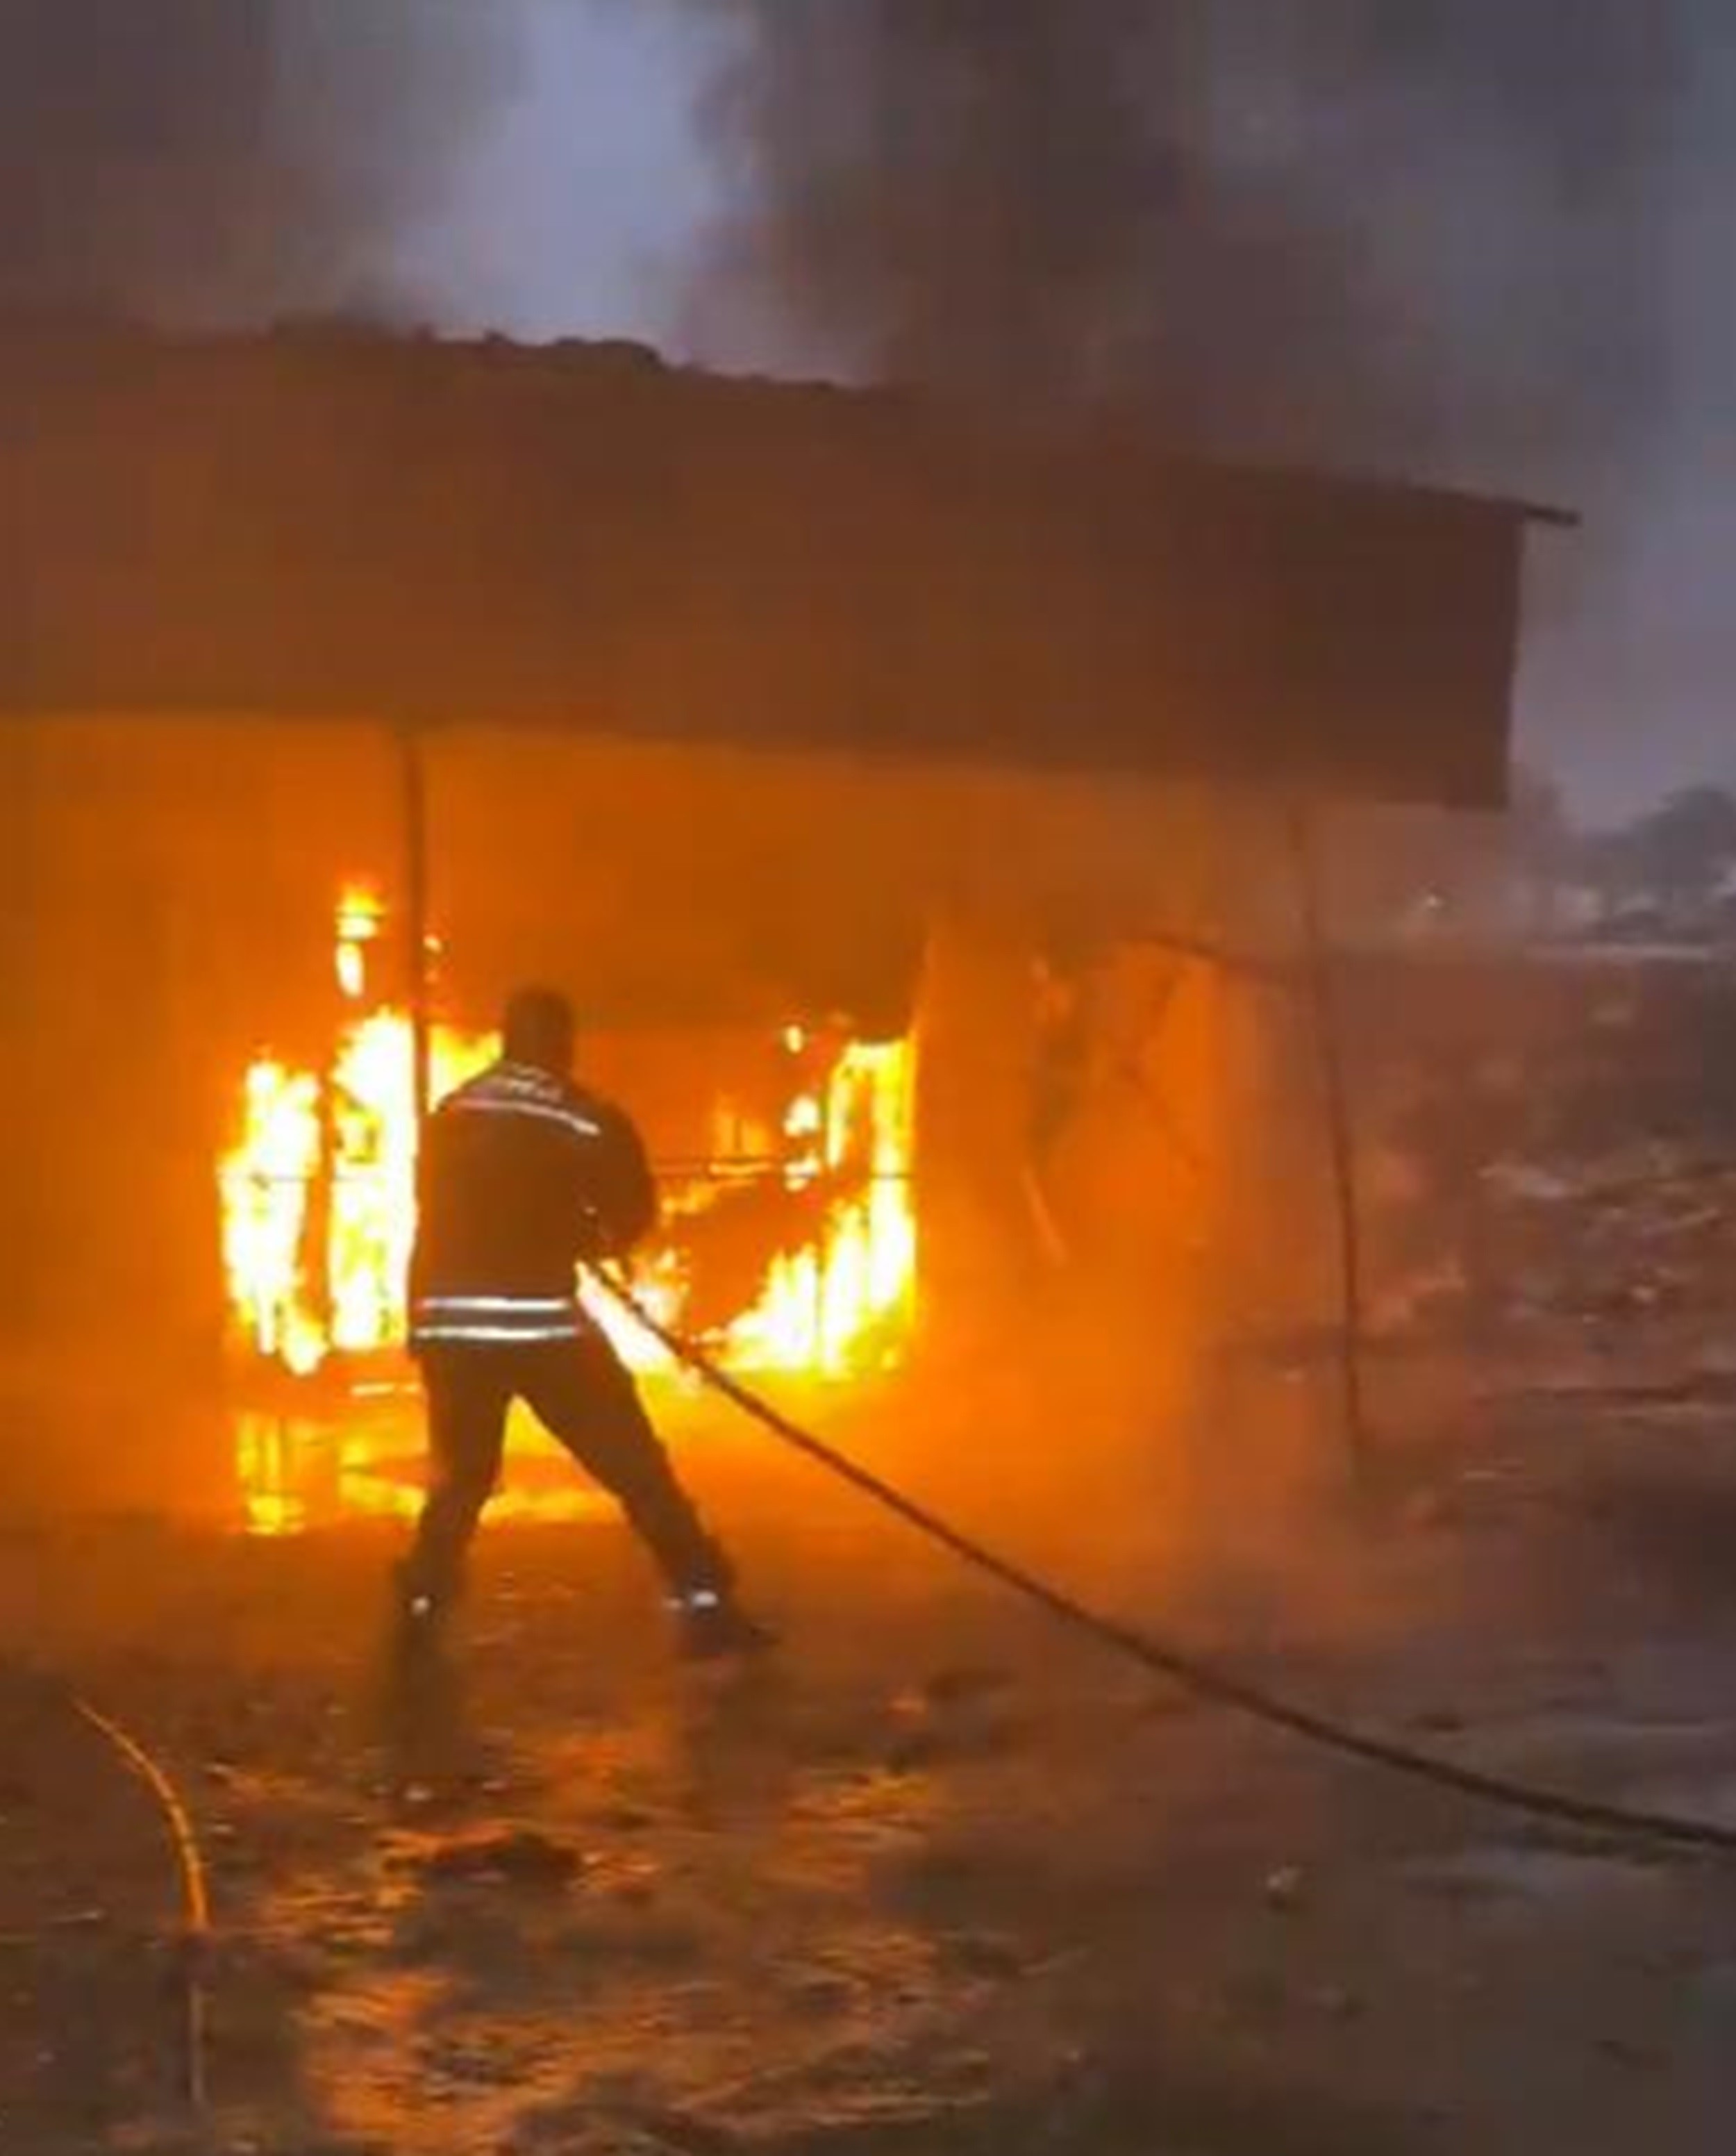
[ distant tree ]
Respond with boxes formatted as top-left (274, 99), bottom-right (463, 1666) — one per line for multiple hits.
top-left (1502, 766), bottom-right (1578, 930)
top-left (1619, 784), bottom-right (1736, 921)
top-left (1327, 763), bottom-right (1580, 938)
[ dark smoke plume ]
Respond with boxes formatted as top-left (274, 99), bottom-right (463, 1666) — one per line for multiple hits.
top-left (0, 0), bottom-right (513, 322)
top-left (687, 1), bottom-right (1699, 492)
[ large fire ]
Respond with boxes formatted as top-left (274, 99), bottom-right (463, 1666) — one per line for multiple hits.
top-left (219, 887), bottom-right (918, 1530)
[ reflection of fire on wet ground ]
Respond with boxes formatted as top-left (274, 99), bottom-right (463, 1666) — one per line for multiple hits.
top-left (15, 1448), bottom-right (1736, 2156)
top-left (232, 1392), bottom-right (626, 1537)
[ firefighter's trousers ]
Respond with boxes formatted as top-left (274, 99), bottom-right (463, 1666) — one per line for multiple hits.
top-left (404, 1332), bottom-right (729, 1604)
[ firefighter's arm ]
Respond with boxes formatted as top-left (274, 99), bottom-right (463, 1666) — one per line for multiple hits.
top-left (589, 1109), bottom-right (659, 1257)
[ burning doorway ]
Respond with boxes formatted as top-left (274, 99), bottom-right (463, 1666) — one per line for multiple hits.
top-left (219, 885), bottom-right (919, 1533)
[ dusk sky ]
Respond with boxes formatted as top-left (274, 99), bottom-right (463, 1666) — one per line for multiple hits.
top-left (399, 1), bottom-right (724, 350)
top-left (390, 3), bottom-right (1730, 818)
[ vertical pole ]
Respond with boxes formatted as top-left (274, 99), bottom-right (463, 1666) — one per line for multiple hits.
top-left (400, 727), bottom-right (433, 1127)
top-left (1287, 803), bottom-right (1370, 1493)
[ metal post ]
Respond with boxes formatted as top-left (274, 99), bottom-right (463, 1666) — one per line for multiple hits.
top-left (1287, 803), bottom-right (1371, 1492)
top-left (400, 727), bottom-right (433, 1127)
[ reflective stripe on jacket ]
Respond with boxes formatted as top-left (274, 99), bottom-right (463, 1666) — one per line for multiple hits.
top-left (408, 1293), bottom-right (587, 1345)
top-left (408, 1059), bottom-right (656, 1350)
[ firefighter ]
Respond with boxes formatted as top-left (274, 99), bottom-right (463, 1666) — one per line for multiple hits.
top-left (397, 986), bottom-right (771, 1659)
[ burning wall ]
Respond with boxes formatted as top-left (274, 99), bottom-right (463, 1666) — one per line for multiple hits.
top-left (0, 715), bottom-right (1275, 1524)
top-left (216, 881), bottom-right (919, 1532)
top-left (219, 883), bottom-right (919, 1386)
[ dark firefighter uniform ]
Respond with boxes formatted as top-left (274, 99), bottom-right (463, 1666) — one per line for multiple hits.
top-left (399, 1054), bottom-right (734, 1631)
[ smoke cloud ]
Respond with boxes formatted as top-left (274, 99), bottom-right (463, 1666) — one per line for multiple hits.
top-left (0, 0), bottom-right (515, 323)
top-left (685, 1), bottom-right (1699, 496)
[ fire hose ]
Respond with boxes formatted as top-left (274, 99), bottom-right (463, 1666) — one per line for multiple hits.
top-left (0, 1664), bottom-right (212, 2115)
top-left (590, 1263), bottom-right (1736, 1861)
top-left (71, 1694), bottom-right (212, 2111)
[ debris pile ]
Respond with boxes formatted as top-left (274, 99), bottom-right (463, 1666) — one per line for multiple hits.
top-left (1359, 954), bottom-right (1736, 1350)
top-left (1485, 1150), bottom-right (1736, 1332)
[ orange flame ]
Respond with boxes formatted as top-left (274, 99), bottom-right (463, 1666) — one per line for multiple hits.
top-left (222, 888), bottom-right (919, 1527)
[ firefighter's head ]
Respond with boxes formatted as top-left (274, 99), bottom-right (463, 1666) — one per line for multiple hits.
top-left (502, 986), bottom-right (576, 1075)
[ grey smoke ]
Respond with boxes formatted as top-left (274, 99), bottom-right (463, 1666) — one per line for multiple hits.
top-left (676, 0), bottom-right (1736, 806)
top-left (0, 0), bottom-right (515, 322)
top-left (685, 1), bottom-right (1702, 497)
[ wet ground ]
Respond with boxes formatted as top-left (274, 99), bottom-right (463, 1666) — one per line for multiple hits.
top-left (6, 1365), bottom-right (1736, 2155)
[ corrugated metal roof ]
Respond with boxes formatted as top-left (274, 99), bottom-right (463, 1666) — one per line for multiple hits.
top-left (0, 322), bottom-right (1548, 807)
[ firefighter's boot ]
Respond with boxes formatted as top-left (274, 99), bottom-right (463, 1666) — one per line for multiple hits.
top-left (671, 1586), bottom-right (778, 1661)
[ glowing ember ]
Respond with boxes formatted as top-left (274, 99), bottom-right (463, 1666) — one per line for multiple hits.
top-left (222, 886), bottom-right (919, 1527)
